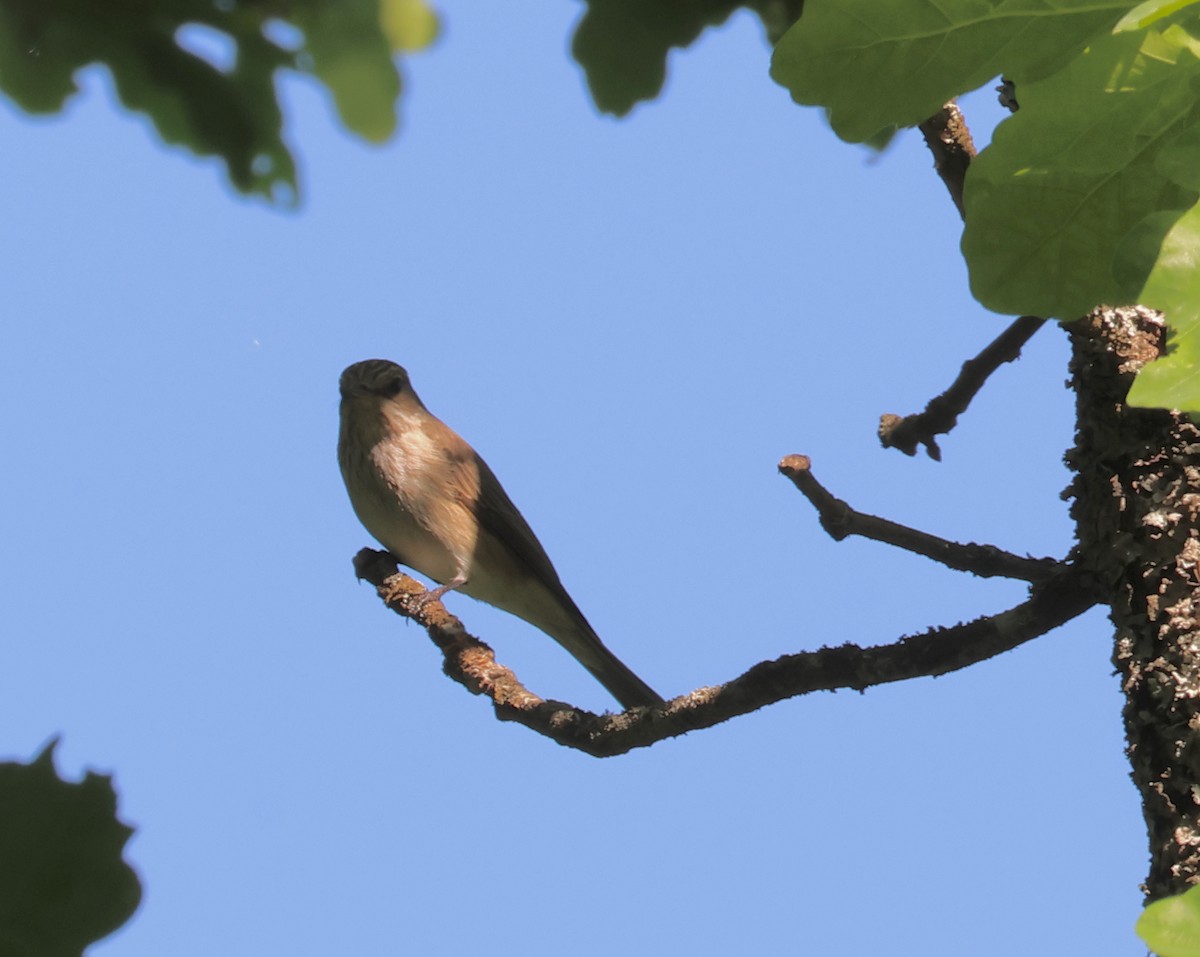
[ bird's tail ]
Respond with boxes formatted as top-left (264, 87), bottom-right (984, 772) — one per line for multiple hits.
top-left (553, 616), bottom-right (664, 710)
top-left (478, 570), bottom-right (664, 709)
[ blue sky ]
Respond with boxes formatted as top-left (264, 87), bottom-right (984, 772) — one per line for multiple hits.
top-left (1, 5), bottom-right (1142, 955)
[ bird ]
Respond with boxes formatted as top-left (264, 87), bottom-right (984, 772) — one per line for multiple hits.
top-left (337, 358), bottom-right (664, 710)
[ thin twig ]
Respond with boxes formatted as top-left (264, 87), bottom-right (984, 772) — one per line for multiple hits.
top-left (352, 548), bottom-right (1097, 757)
top-left (878, 315), bottom-right (1047, 459)
top-left (777, 454), bottom-right (1061, 582)
top-left (895, 104), bottom-right (1046, 459)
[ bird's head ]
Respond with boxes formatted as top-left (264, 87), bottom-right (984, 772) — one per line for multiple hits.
top-left (339, 359), bottom-right (413, 402)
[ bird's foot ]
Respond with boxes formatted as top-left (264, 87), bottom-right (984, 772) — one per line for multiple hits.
top-left (414, 577), bottom-right (465, 610)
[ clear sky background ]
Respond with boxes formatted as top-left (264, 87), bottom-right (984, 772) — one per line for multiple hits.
top-left (0, 5), bottom-right (1143, 955)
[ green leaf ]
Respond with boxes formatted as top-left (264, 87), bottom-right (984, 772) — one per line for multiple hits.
top-left (1157, 119), bottom-right (1200, 190)
top-left (0, 739), bottom-right (140, 957)
top-left (1125, 201), bottom-right (1200, 411)
top-left (572, 0), bottom-right (745, 116)
top-left (572, 0), bottom-right (802, 117)
top-left (381, 0), bottom-right (440, 52)
top-left (1137, 883), bottom-right (1200, 957)
top-left (292, 0), bottom-right (405, 145)
top-left (770, 0), bottom-right (1132, 143)
top-left (1115, 0), bottom-right (1200, 32)
top-left (0, 0), bottom-right (295, 202)
top-left (961, 24), bottom-right (1200, 319)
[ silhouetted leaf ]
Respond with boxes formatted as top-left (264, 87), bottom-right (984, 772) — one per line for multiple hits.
top-left (0, 739), bottom-right (140, 957)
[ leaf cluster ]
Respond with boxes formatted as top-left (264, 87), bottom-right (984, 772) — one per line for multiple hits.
top-left (0, 0), bottom-right (436, 204)
top-left (573, 0), bottom-right (1200, 409)
top-left (766, 0), bottom-right (1200, 410)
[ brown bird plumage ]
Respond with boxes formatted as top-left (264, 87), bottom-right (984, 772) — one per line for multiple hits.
top-left (337, 359), bottom-right (663, 710)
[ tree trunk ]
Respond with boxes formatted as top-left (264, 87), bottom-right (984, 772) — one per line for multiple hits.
top-left (1066, 305), bottom-right (1200, 900)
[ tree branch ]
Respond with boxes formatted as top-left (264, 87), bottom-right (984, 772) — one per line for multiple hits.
top-left (878, 314), bottom-right (1047, 460)
top-left (777, 453), bottom-right (1060, 582)
top-left (352, 548), bottom-right (1097, 757)
top-left (886, 103), bottom-right (1045, 460)
top-left (917, 102), bottom-right (975, 218)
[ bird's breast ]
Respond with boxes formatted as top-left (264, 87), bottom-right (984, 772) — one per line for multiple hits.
top-left (346, 415), bottom-right (480, 584)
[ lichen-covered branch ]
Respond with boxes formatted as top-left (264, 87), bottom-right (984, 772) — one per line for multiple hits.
top-left (352, 548), bottom-right (1096, 757)
top-left (878, 315), bottom-right (1046, 460)
top-left (917, 102), bottom-right (975, 218)
top-left (882, 103), bottom-right (1044, 460)
top-left (778, 453), bottom-right (1060, 582)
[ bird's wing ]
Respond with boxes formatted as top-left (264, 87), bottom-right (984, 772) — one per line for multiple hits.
top-left (453, 447), bottom-right (571, 594)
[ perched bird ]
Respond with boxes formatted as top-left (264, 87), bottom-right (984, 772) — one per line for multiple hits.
top-left (338, 359), bottom-right (663, 710)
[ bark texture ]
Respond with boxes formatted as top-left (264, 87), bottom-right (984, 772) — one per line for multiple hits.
top-left (1065, 306), bottom-right (1200, 899)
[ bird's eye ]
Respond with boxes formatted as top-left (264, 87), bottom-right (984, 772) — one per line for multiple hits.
top-left (382, 376), bottom-right (405, 397)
